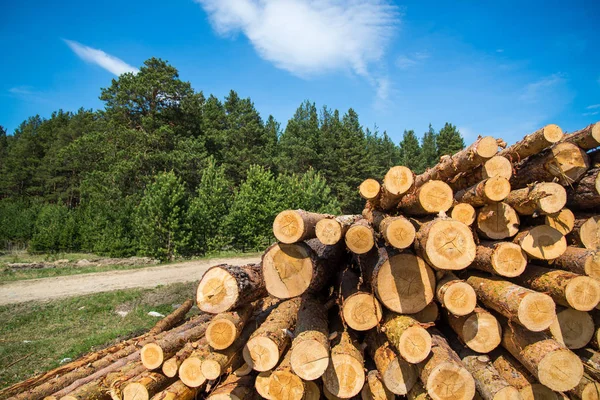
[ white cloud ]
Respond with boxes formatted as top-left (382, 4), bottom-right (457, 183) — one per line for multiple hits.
top-left (586, 104), bottom-right (600, 110)
top-left (395, 51), bottom-right (430, 69)
top-left (9, 86), bottom-right (35, 95)
top-left (195, 0), bottom-right (399, 101)
top-left (519, 73), bottom-right (567, 103)
top-left (583, 111), bottom-right (599, 117)
top-left (64, 39), bottom-right (139, 76)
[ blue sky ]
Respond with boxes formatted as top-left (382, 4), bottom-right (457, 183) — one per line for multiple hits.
top-left (1, 0), bottom-right (599, 145)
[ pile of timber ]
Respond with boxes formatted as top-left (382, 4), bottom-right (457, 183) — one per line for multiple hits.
top-left (2, 122), bottom-right (600, 400)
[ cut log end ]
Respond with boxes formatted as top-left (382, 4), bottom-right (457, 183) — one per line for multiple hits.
top-left (565, 276), bottom-right (600, 311)
top-left (532, 182), bottom-right (567, 215)
top-left (424, 219), bottom-right (477, 270)
top-left (123, 382), bottom-right (149, 400)
top-left (550, 308), bottom-right (594, 349)
top-left (179, 357), bottom-right (206, 388)
top-left (273, 210), bottom-right (307, 244)
top-left (254, 371), bottom-right (272, 400)
top-left (426, 362), bottom-right (475, 400)
top-left (162, 358), bottom-right (178, 378)
top-left (538, 349), bottom-right (583, 392)
top-left (316, 219), bottom-right (343, 245)
top-left (363, 370), bottom-right (394, 400)
top-left (477, 202), bottom-right (520, 240)
top-left (140, 343), bottom-right (163, 370)
top-left (543, 124), bottom-right (565, 143)
top-left (381, 357), bottom-right (419, 395)
top-left (201, 359), bottom-right (222, 380)
top-left (323, 353), bottom-right (366, 399)
top-left (545, 209), bottom-right (575, 235)
top-left (518, 225), bottom-right (567, 260)
top-left (578, 216), bottom-right (600, 251)
top-left (550, 142), bottom-right (590, 186)
top-left (518, 292), bottom-right (556, 331)
top-left (441, 281), bottom-right (477, 316)
top-left (580, 379), bottom-right (600, 400)
top-left (585, 252), bottom-right (600, 279)
top-left (451, 204), bottom-right (476, 226)
top-left (477, 136), bottom-right (501, 159)
top-left (206, 319), bottom-right (237, 350)
top-left (384, 166), bottom-right (414, 196)
top-left (461, 311), bottom-right (502, 353)
top-left (399, 325), bottom-right (432, 364)
top-left (485, 177), bottom-right (512, 202)
top-left (419, 181), bottom-right (454, 213)
top-left (483, 156), bottom-right (513, 180)
top-left (262, 243), bottom-right (313, 299)
top-left (360, 179), bottom-right (381, 200)
top-left (243, 336), bottom-right (280, 372)
top-left (268, 370), bottom-right (305, 400)
top-left (196, 267), bottom-right (239, 314)
top-left (290, 339), bottom-right (329, 380)
top-left (345, 224), bottom-right (375, 254)
top-left (493, 386), bottom-right (522, 400)
top-left (491, 242), bottom-right (527, 277)
top-left (383, 217), bottom-right (416, 249)
top-left (342, 292), bottom-right (383, 331)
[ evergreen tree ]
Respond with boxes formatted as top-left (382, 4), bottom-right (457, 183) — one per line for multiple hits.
top-left (277, 169), bottom-right (341, 214)
top-left (399, 130), bottom-right (424, 173)
top-left (421, 124), bottom-right (438, 169)
top-left (437, 122), bottom-right (465, 157)
top-left (134, 171), bottom-right (189, 260)
top-left (277, 101), bottom-right (321, 174)
top-left (30, 204), bottom-right (78, 252)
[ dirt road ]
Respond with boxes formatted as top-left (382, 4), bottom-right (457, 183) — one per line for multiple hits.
top-left (0, 256), bottom-right (261, 305)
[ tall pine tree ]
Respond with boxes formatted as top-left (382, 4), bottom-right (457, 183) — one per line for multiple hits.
top-left (437, 122), bottom-right (465, 157)
top-left (399, 130), bottom-right (424, 173)
top-left (421, 124), bottom-right (438, 169)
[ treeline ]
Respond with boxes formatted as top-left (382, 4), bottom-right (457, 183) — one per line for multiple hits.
top-left (0, 58), bottom-right (465, 259)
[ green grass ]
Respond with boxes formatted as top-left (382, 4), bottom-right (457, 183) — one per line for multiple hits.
top-left (0, 251), bottom-right (262, 284)
top-left (0, 282), bottom-right (198, 390)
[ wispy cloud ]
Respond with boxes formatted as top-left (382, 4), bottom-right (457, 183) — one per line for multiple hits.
top-left (64, 39), bottom-right (139, 76)
top-left (395, 51), bottom-right (430, 69)
top-left (195, 0), bottom-right (399, 102)
top-left (587, 104), bottom-right (600, 110)
top-left (519, 73), bottom-right (567, 103)
top-left (583, 111), bottom-right (599, 117)
top-left (7, 86), bottom-right (49, 103)
top-left (9, 86), bottom-right (35, 96)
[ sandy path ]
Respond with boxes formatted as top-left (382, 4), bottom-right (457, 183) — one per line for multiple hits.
top-left (0, 256), bottom-right (261, 306)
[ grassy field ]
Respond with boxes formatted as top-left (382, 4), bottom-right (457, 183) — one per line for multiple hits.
top-left (0, 282), bottom-right (197, 389)
top-left (0, 251), bottom-right (261, 283)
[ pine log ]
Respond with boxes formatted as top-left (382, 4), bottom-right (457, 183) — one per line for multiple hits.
top-left (122, 371), bottom-right (175, 400)
top-left (207, 374), bottom-right (254, 400)
top-left (512, 264), bottom-right (600, 311)
top-left (414, 218), bottom-right (476, 271)
top-left (273, 210), bottom-right (330, 244)
top-left (446, 307), bottom-right (502, 353)
top-left (206, 305), bottom-right (253, 350)
top-left (576, 348), bottom-right (600, 383)
top-left (510, 142), bottom-right (590, 188)
top-left (415, 136), bottom-right (500, 187)
top-left (567, 167), bottom-right (600, 210)
top-left (408, 381), bottom-right (432, 400)
top-left (359, 179), bottom-right (381, 201)
top-left (548, 306), bottom-right (594, 350)
top-left (365, 330), bottom-right (419, 395)
top-left (303, 380), bottom-right (320, 400)
top-left (409, 302), bottom-right (440, 324)
top-left (449, 156), bottom-right (513, 192)
top-left (197, 263), bottom-right (266, 313)
top-left (476, 203), bottom-right (520, 240)
top-left (436, 272), bottom-right (477, 316)
top-left (361, 370), bottom-right (394, 400)
top-left (534, 246), bottom-right (600, 280)
top-left (382, 313), bottom-right (432, 364)
top-left (345, 219), bottom-right (376, 254)
top-left (465, 274), bottom-right (556, 331)
top-left (570, 216), bottom-right (600, 251)
top-left (233, 363), bottom-right (253, 377)
top-left (289, 296), bottom-right (330, 380)
top-left (362, 206), bottom-right (415, 249)
top-left (359, 247), bottom-right (436, 314)
top-left (379, 166), bottom-right (415, 210)
top-left (316, 215), bottom-right (361, 245)
top-left (254, 371), bottom-right (272, 399)
top-left (398, 180), bottom-right (454, 215)
top-left (243, 297), bottom-right (301, 371)
top-left (562, 122), bottom-right (600, 150)
top-left (201, 338), bottom-right (246, 380)
top-left (161, 341), bottom-right (196, 378)
top-left (417, 331), bottom-right (476, 400)
top-left (178, 343), bottom-right (211, 387)
top-left (498, 124), bottom-right (563, 162)
top-left (471, 241), bottom-right (527, 277)
top-left (539, 208), bottom-right (576, 235)
top-left (147, 300), bottom-right (193, 335)
top-left (149, 380), bottom-right (198, 400)
top-left (269, 349), bottom-right (305, 400)
top-left (569, 373), bottom-right (600, 400)
top-left (501, 322), bottom-right (583, 392)
top-left (262, 239), bottom-right (342, 299)
top-left (323, 331), bottom-right (366, 398)
top-left (451, 203), bottom-right (476, 226)
top-left (339, 269), bottom-right (382, 331)
top-left (504, 182), bottom-right (566, 216)
top-left (454, 177), bottom-right (511, 207)
top-left (513, 225), bottom-right (566, 260)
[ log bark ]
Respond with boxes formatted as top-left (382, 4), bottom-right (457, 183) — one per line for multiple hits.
top-left (498, 124), bottom-right (563, 162)
top-left (303, 380), bottom-right (320, 400)
top-left (567, 167), bottom-right (600, 210)
top-left (476, 203), bottom-right (520, 240)
top-left (501, 322), bottom-right (583, 392)
top-left (446, 307), bottom-right (502, 353)
top-left (201, 337), bottom-right (246, 380)
top-left (262, 239), bottom-right (342, 299)
top-left (561, 122), bottom-right (600, 150)
top-left (548, 306), bottom-right (594, 350)
top-left (243, 297), bottom-right (301, 371)
top-left (345, 219), bottom-right (376, 254)
top-left (534, 246), bottom-right (600, 280)
top-left (149, 380), bottom-right (198, 400)
top-left (570, 216), bottom-right (600, 251)
top-left (451, 203), bottom-right (476, 226)
top-left (289, 296), bottom-right (330, 380)
top-left (436, 272), bottom-right (477, 316)
top-left (398, 180), bottom-right (454, 215)
top-left (569, 373), bottom-right (600, 400)
top-left (504, 182), bottom-right (566, 216)
top-left (316, 215), bottom-right (361, 245)
top-left (416, 331), bottom-right (475, 400)
top-left (449, 156), bottom-right (513, 192)
top-left (358, 247), bottom-right (436, 314)
top-left (382, 313), bottom-right (432, 364)
top-left (414, 218), bottom-right (476, 271)
top-left (147, 300), bottom-right (193, 335)
top-left (362, 205), bottom-right (415, 249)
top-left (470, 241), bottom-right (527, 278)
top-left (454, 177), bottom-right (511, 207)
top-left (415, 136), bottom-right (500, 187)
top-left (511, 264), bottom-right (600, 311)
top-left (207, 374), bottom-right (255, 400)
top-left (206, 305), bottom-right (253, 350)
top-left (408, 381), bottom-right (432, 400)
top-left (339, 268), bottom-right (382, 331)
top-left (196, 263), bottom-right (266, 314)
top-left (378, 166), bottom-right (415, 210)
top-left (510, 142), bottom-right (590, 188)
top-left (513, 225), bottom-right (567, 260)
top-left (576, 348), bottom-right (600, 385)
top-left (465, 274), bottom-right (556, 331)
top-left (365, 330), bottom-right (419, 395)
top-left (269, 349), bottom-right (305, 400)
top-left (361, 370), bottom-right (394, 400)
top-left (359, 179), bottom-right (381, 201)
top-left (273, 209), bottom-right (330, 244)
top-left (323, 331), bottom-right (366, 398)
top-left (122, 371), bottom-right (175, 400)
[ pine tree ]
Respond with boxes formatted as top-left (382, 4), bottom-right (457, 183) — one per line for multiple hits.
top-left (421, 124), bottom-right (438, 170)
top-left (276, 101), bottom-right (321, 174)
top-left (399, 130), bottom-right (424, 173)
top-left (277, 168), bottom-right (341, 214)
top-left (437, 122), bottom-right (465, 157)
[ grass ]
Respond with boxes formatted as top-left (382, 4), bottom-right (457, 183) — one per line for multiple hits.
top-left (0, 282), bottom-right (198, 390)
top-left (0, 250), bottom-right (262, 284)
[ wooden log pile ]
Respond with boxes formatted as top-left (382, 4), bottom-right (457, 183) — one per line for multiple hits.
top-left (3, 121), bottom-right (600, 400)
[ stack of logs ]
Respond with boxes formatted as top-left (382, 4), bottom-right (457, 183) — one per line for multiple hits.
top-left (2, 121), bottom-right (600, 400)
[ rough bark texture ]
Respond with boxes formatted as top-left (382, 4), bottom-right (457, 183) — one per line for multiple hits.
top-left (449, 156), bottom-right (513, 192)
top-left (561, 122), bottom-right (600, 150)
top-left (149, 380), bottom-right (198, 400)
top-left (362, 370), bottom-right (394, 400)
top-left (345, 219), bottom-right (376, 255)
top-left (436, 272), bottom-right (477, 316)
top-left (414, 218), bottom-right (476, 271)
top-left (316, 215), bottom-right (361, 245)
top-left (148, 300), bottom-right (193, 335)
top-left (398, 181), bottom-right (454, 215)
top-left (273, 209), bottom-right (330, 244)
top-left (470, 241), bottom-right (527, 277)
top-left (504, 183), bottom-right (566, 216)
top-left (339, 268), bottom-right (382, 331)
top-left (568, 373), bottom-right (600, 400)
top-left (207, 374), bottom-right (254, 400)
top-left (323, 331), bottom-right (365, 398)
top-left (567, 167), bottom-right (600, 210)
top-left (498, 124), bottom-right (563, 163)
top-left (490, 350), bottom-right (536, 400)
top-left (446, 307), bottom-right (502, 354)
top-left (382, 313), bottom-right (432, 364)
top-left (576, 348), bottom-right (600, 384)
top-left (476, 203), bottom-right (520, 240)
top-left (534, 246), bottom-right (600, 280)
top-left (454, 177), bottom-right (511, 207)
